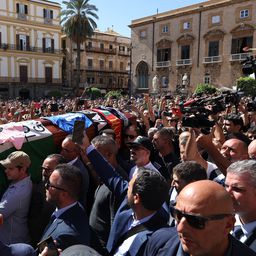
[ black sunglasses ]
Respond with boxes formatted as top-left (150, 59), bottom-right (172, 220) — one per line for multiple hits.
top-left (124, 134), bottom-right (136, 139)
top-left (45, 180), bottom-right (67, 192)
top-left (170, 207), bottom-right (232, 229)
top-left (41, 166), bottom-right (53, 173)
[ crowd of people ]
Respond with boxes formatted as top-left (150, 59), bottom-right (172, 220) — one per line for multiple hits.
top-left (1, 90), bottom-right (256, 255)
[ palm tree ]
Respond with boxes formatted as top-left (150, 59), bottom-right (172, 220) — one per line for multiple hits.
top-left (60, 0), bottom-right (98, 94)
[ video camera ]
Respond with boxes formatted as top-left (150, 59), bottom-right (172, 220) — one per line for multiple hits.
top-left (180, 91), bottom-right (243, 128)
top-left (247, 101), bottom-right (256, 112)
top-left (242, 56), bottom-right (256, 76)
top-left (182, 115), bottom-right (215, 128)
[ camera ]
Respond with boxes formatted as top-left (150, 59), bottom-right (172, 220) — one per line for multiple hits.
top-left (247, 101), bottom-right (256, 112)
top-left (182, 115), bottom-right (215, 128)
top-left (242, 56), bottom-right (256, 76)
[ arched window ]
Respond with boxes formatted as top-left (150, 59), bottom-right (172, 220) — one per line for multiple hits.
top-left (136, 61), bottom-right (148, 89)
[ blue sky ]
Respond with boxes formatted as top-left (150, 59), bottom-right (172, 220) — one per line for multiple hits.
top-left (54, 0), bottom-right (205, 37)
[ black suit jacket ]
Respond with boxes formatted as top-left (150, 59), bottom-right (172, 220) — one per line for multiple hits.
top-left (72, 158), bottom-right (90, 208)
top-left (144, 227), bottom-right (256, 256)
top-left (40, 203), bottom-right (90, 250)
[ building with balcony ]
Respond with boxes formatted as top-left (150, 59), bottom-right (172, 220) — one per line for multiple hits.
top-left (129, 0), bottom-right (256, 94)
top-left (0, 0), bottom-right (63, 99)
top-left (62, 28), bottom-right (131, 93)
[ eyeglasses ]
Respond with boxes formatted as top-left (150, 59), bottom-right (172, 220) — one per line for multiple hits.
top-left (124, 134), bottom-right (136, 140)
top-left (61, 148), bottom-right (73, 154)
top-left (41, 166), bottom-right (53, 174)
top-left (170, 207), bottom-right (232, 229)
top-left (45, 180), bottom-right (67, 192)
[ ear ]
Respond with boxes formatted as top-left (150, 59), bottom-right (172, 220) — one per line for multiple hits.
top-left (133, 193), bottom-right (140, 205)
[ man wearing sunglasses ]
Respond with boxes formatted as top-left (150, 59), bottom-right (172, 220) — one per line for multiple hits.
top-left (39, 164), bottom-right (90, 250)
top-left (79, 134), bottom-right (169, 256)
top-left (28, 154), bottom-right (66, 247)
top-left (144, 180), bottom-right (256, 256)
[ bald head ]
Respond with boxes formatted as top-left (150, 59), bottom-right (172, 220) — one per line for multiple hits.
top-left (177, 180), bottom-right (234, 214)
top-left (248, 140), bottom-right (256, 159)
top-left (175, 180), bottom-right (235, 256)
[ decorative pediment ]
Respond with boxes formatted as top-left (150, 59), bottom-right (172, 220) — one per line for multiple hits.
top-left (16, 58), bottom-right (30, 63)
top-left (16, 27), bottom-right (29, 34)
top-left (203, 29), bottom-right (225, 39)
top-left (156, 38), bottom-right (172, 48)
top-left (43, 60), bottom-right (54, 65)
top-left (177, 33), bottom-right (195, 44)
top-left (43, 32), bottom-right (54, 37)
top-left (231, 23), bottom-right (254, 35)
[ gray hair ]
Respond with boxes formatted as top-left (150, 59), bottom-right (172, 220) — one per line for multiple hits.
top-left (227, 160), bottom-right (256, 187)
top-left (91, 135), bottom-right (117, 155)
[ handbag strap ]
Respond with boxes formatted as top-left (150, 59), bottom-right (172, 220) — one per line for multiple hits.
top-left (110, 224), bottom-right (148, 255)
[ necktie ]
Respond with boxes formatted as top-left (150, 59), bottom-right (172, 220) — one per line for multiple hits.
top-left (233, 226), bottom-right (244, 240)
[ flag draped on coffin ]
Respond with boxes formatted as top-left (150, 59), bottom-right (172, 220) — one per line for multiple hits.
top-left (92, 109), bottom-right (122, 147)
top-left (43, 112), bottom-right (93, 133)
top-left (0, 120), bottom-right (56, 195)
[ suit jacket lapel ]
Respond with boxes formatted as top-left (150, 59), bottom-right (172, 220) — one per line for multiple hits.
top-left (41, 218), bottom-right (62, 240)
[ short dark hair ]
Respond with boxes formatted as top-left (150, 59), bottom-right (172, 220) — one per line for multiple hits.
top-left (132, 170), bottom-right (169, 211)
top-left (156, 127), bottom-right (174, 145)
top-left (224, 113), bottom-right (243, 128)
top-left (46, 154), bottom-right (67, 165)
top-left (173, 161), bottom-right (207, 183)
top-left (54, 164), bottom-right (82, 199)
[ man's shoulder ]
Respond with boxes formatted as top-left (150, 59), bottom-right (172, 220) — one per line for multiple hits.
top-left (230, 235), bottom-right (256, 256)
top-left (149, 226), bottom-right (177, 242)
top-left (144, 226), bottom-right (179, 256)
top-left (60, 203), bottom-right (87, 219)
top-left (1, 242), bottom-right (35, 256)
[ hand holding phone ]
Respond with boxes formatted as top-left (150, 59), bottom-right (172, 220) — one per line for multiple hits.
top-left (72, 120), bottom-right (85, 145)
top-left (37, 236), bottom-right (59, 256)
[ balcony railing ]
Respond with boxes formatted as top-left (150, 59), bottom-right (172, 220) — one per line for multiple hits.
top-left (176, 59), bottom-right (192, 66)
top-left (0, 77), bottom-right (62, 84)
top-left (156, 61), bottom-right (171, 68)
top-left (203, 56), bottom-right (222, 64)
top-left (17, 13), bottom-right (27, 20)
top-left (118, 50), bottom-right (130, 56)
top-left (44, 18), bottom-right (53, 25)
top-left (86, 46), bottom-right (116, 54)
top-left (230, 53), bottom-right (251, 61)
top-left (0, 43), bottom-right (62, 54)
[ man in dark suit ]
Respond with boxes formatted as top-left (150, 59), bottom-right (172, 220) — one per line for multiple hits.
top-left (80, 134), bottom-right (169, 256)
top-left (28, 154), bottom-right (66, 247)
top-left (61, 135), bottom-right (89, 208)
top-left (89, 135), bottom-right (128, 254)
top-left (144, 180), bottom-right (256, 256)
top-left (226, 160), bottom-right (256, 252)
top-left (40, 164), bottom-right (90, 251)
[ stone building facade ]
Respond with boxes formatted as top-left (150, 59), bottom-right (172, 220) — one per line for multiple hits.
top-left (0, 0), bottom-right (63, 99)
top-left (129, 0), bottom-right (256, 94)
top-left (62, 28), bottom-right (131, 93)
